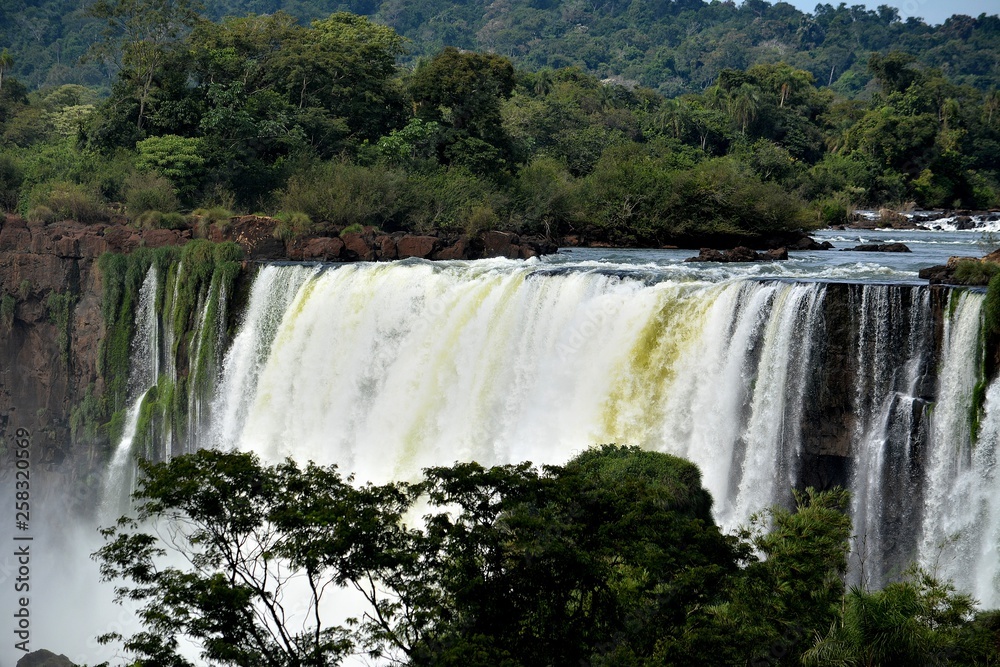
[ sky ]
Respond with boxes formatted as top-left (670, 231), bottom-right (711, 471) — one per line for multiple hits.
top-left (775, 0), bottom-right (999, 25)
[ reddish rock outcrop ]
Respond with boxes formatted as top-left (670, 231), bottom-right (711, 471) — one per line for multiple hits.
top-left (396, 235), bottom-right (438, 259)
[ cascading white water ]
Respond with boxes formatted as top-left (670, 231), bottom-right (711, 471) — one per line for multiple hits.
top-left (209, 264), bottom-right (319, 450)
top-left (961, 377), bottom-right (1000, 603)
top-left (189, 262), bottom-right (825, 533)
top-left (849, 286), bottom-right (934, 589)
top-left (918, 291), bottom-right (997, 602)
top-left (99, 258), bottom-right (1000, 608)
top-left (99, 266), bottom-right (159, 520)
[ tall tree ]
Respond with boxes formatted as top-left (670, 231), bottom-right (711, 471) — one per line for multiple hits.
top-left (0, 49), bottom-right (14, 92)
top-left (87, 0), bottom-right (203, 131)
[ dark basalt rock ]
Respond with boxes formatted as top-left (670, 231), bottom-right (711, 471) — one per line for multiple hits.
top-left (685, 246), bottom-right (788, 263)
top-left (791, 236), bottom-right (834, 250)
top-left (845, 243), bottom-right (911, 253)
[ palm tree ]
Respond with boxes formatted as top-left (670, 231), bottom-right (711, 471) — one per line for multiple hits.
top-left (0, 49), bottom-right (14, 93)
top-left (802, 569), bottom-right (977, 666)
top-left (728, 83), bottom-right (761, 134)
top-left (656, 98), bottom-right (691, 139)
top-left (533, 69), bottom-right (553, 97)
top-left (985, 89), bottom-right (1000, 127)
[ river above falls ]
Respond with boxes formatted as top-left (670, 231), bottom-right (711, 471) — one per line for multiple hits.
top-left (540, 228), bottom-right (993, 284)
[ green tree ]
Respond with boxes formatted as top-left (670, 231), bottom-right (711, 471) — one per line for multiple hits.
top-left (135, 134), bottom-right (206, 201)
top-left (803, 567), bottom-right (994, 666)
top-left (410, 47), bottom-right (519, 173)
top-left (87, 0), bottom-right (203, 131)
top-left (0, 49), bottom-right (14, 92)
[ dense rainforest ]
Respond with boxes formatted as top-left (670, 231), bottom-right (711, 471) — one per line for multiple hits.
top-left (0, 0), bottom-right (998, 246)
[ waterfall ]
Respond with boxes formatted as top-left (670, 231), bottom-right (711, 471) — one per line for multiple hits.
top-left (198, 264), bottom-right (827, 531)
top-left (848, 286), bottom-right (934, 589)
top-left (99, 267), bottom-right (158, 519)
top-left (919, 291), bottom-right (990, 597)
top-left (100, 256), bottom-right (235, 516)
top-left (99, 259), bottom-right (1000, 607)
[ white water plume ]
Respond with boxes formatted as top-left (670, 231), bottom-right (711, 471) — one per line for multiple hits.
top-left (193, 263), bottom-right (827, 534)
top-left (919, 291), bottom-right (986, 590)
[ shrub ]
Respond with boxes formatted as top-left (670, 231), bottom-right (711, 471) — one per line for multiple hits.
top-left (125, 172), bottom-right (180, 216)
top-left (815, 192), bottom-right (855, 226)
top-left (273, 211), bottom-right (312, 240)
top-left (339, 222), bottom-right (364, 236)
top-left (27, 180), bottom-right (108, 223)
top-left (135, 135), bottom-right (206, 200)
top-left (405, 167), bottom-right (509, 234)
top-left (26, 205), bottom-right (55, 224)
top-left (0, 152), bottom-right (23, 212)
top-left (278, 161), bottom-right (408, 231)
top-left (135, 210), bottom-right (187, 230)
top-left (953, 260), bottom-right (1000, 286)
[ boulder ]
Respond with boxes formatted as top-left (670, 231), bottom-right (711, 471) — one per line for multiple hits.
top-left (685, 246), bottom-right (788, 263)
top-left (102, 224), bottom-right (140, 254)
top-left (483, 231), bottom-right (520, 259)
top-left (878, 208), bottom-right (911, 228)
top-left (378, 234), bottom-right (398, 260)
top-left (340, 231), bottom-right (376, 261)
top-left (845, 243), bottom-right (911, 253)
top-left (433, 236), bottom-right (470, 260)
top-left (293, 236), bottom-right (344, 261)
top-left (918, 265), bottom-right (951, 283)
top-left (791, 236), bottom-right (834, 250)
top-left (396, 235), bottom-right (438, 259)
top-left (141, 228), bottom-right (185, 248)
top-left (223, 216), bottom-right (285, 259)
top-left (947, 255), bottom-right (981, 269)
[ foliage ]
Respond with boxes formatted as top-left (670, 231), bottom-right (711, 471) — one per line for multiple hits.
top-left (0, 293), bottom-right (14, 330)
top-left (134, 134), bottom-right (206, 201)
top-left (92, 445), bottom-right (984, 667)
top-left (0, 5), bottom-right (999, 242)
top-left (278, 161), bottom-right (408, 232)
top-left (124, 171), bottom-right (180, 215)
top-left (26, 180), bottom-right (109, 223)
top-left (953, 260), bottom-right (1000, 286)
top-left (96, 241), bottom-right (243, 446)
top-left (134, 210), bottom-right (186, 229)
top-left (46, 290), bottom-right (77, 369)
top-left (802, 567), bottom-right (993, 666)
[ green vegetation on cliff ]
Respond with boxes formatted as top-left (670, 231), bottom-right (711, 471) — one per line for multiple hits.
top-left (96, 240), bottom-right (243, 450)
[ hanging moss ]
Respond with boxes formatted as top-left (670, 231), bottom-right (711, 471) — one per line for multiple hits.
top-left (46, 291), bottom-right (77, 369)
top-left (0, 294), bottom-right (14, 330)
top-left (96, 240), bottom-right (245, 457)
top-left (70, 383), bottom-right (106, 444)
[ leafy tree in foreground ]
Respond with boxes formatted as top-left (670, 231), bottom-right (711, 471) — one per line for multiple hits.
top-left (97, 444), bottom-right (908, 667)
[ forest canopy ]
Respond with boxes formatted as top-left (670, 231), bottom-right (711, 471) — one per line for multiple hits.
top-left (0, 0), bottom-right (997, 246)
